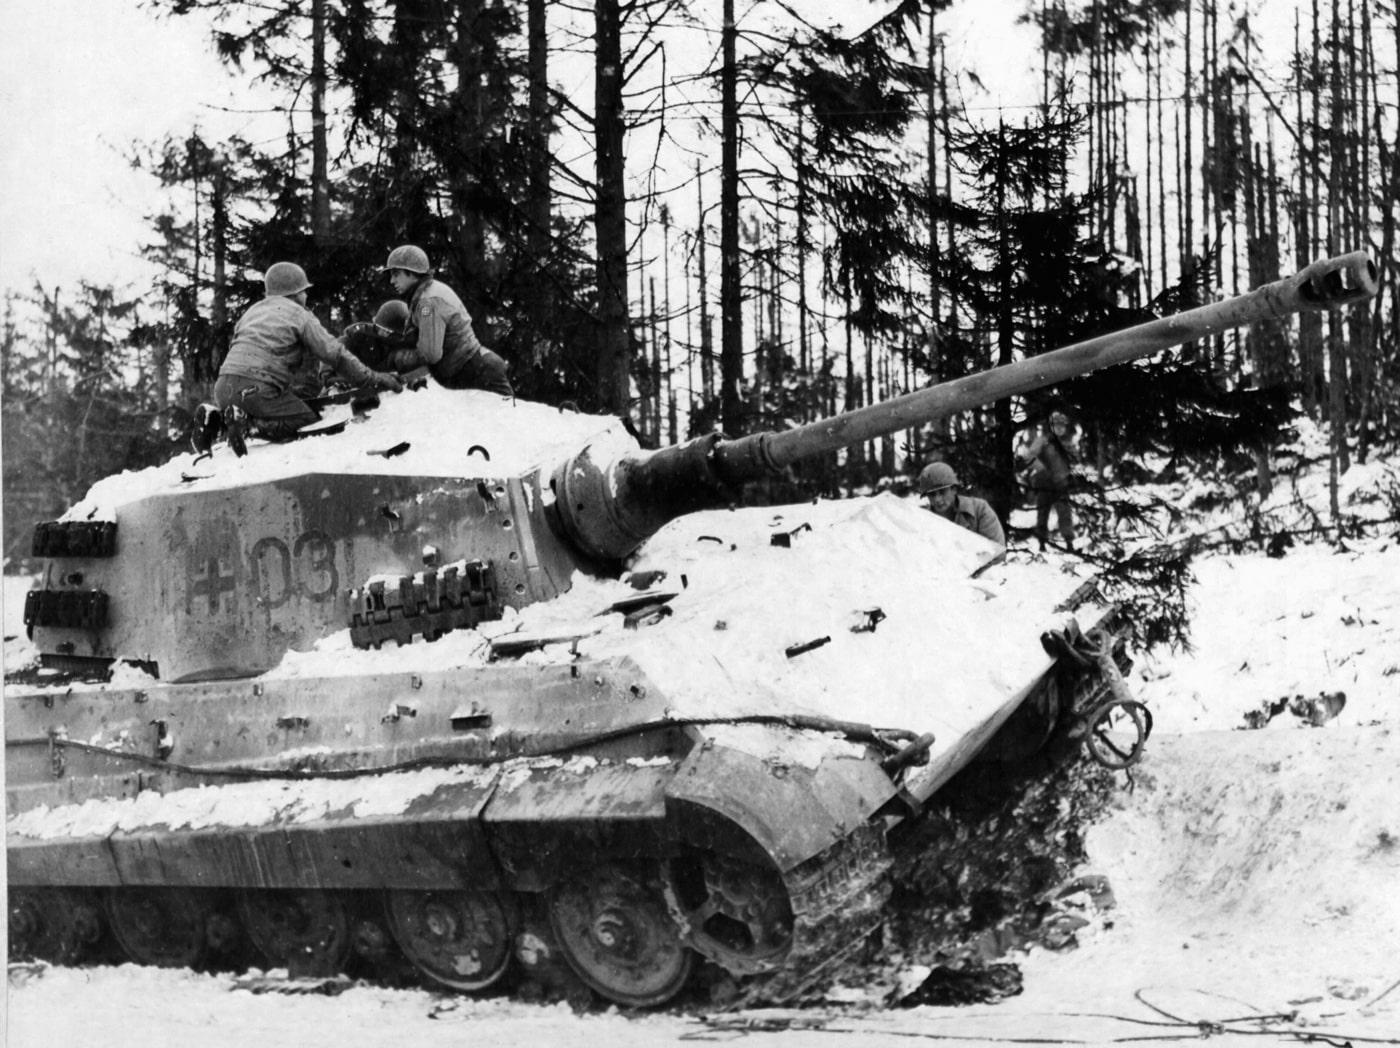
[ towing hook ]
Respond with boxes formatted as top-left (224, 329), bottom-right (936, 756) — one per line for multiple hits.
top-left (881, 732), bottom-right (936, 776)
top-left (1079, 698), bottom-right (1153, 770)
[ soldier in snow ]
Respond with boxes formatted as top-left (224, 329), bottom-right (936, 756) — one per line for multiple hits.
top-left (918, 461), bottom-right (1006, 546)
top-left (1020, 410), bottom-right (1076, 551)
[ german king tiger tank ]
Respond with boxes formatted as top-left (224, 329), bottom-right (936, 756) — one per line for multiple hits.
top-left (6, 253), bottom-right (1377, 1006)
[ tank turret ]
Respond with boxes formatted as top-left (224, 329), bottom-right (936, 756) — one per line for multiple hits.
top-left (6, 253), bottom-right (1377, 1007)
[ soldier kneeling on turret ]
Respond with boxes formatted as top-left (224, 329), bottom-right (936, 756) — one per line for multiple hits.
top-left (193, 262), bottom-right (404, 457)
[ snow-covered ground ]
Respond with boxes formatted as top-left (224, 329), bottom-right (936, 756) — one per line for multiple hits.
top-left (6, 443), bottom-right (1400, 1046)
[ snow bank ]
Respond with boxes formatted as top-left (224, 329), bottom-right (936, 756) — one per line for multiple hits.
top-left (1135, 543), bottom-right (1400, 732)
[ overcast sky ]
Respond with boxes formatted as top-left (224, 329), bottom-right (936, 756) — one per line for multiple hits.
top-left (0, 1), bottom-right (283, 300)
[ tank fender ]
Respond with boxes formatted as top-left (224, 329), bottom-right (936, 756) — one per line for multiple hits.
top-left (664, 726), bottom-right (900, 873)
top-left (8, 767), bottom-right (505, 892)
top-left (482, 758), bottom-right (679, 892)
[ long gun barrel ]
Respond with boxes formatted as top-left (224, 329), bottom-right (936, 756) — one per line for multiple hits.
top-left (549, 251), bottom-right (1378, 561)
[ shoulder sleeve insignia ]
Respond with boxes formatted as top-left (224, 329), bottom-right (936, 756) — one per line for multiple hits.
top-left (420, 305), bottom-right (432, 315)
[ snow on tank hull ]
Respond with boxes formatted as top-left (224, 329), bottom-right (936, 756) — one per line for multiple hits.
top-left (6, 396), bottom-right (1117, 1004)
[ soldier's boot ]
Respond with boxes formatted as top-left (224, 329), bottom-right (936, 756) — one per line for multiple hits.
top-left (191, 403), bottom-right (224, 454)
top-left (224, 405), bottom-right (250, 458)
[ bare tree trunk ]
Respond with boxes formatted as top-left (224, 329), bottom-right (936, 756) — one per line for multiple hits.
top-left (594, 0), bottom-right (631, 414)
top-left (1293, 10), bottom-right (1323, 416)
top-left (662, 209), bottom-right (676, 444)
top-left (1352, 0), bottom-right (1375, 460)
top-left (1326, 0), bottom-right (1350, 487)
top-left (525, 0), bottom-right (553, 356)
top-left (925, 13), bottom-right (940, 416)
top-left (843, 276), bottom-right (858, 496)
top-left (1183, 0), bottom-right (1194, 284)
top-left (993, 123), bottom-right (1015, 526)
top-left (1155, 28), bottom-right (1168, 295)
top-left (1372, 14), bottom-right (1400, 435)
top-left (696, 160), bottom-right (713, 405)
top-left (454, 0), bottom-right (488, 297)
top-left (719, 0), bottom-right (744, 433)
top-left (187, 137), bottom-right (203, 398)
top-left (212, 166), bottom-right (228, 355)
top-left (310, 0), bottom-right (331, 242)
top-left (1144, 36), bottom-right (1154, 300)
top-left (796, 112), bottom-right (811, 421)
top-left (649, 275), bottom-right (661, 443)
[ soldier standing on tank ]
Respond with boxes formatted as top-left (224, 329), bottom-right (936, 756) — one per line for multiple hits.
top-left (205, 262), bottom-right (404, 456)
top-left (380, 245), bottom-right (514, 396)
top-left (917, 461), bottom-right (1006, 546)
top-left (1020, 411), bottom-right (1076, 550)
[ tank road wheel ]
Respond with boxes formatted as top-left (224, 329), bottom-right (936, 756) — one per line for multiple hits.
top-left (548, 863), bottom-right (693, 1008)
top-left (9, 888), bottom-right (105, 964)
top-left (666, 854), bottom-right (794, 975)
top-left (384, 889), bottom-right (516, 992)
top-left (105, 888), bottom-right (214, 969)
top-left (238, 890), bottom-right (353, 976)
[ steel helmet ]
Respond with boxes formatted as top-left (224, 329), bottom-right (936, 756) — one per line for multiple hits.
top-left (1050, 410), bottom-right (1070, 426)
top-left (918, 462), bottom-right (958, 494)
top-left (264, 261), bottom-right (312, 297)
top-left (373, 299), bottom-right (410, 332)
top-left (382, 245), bottom-right (431, 274)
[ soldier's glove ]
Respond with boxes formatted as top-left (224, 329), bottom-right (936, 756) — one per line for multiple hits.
top-left (371, 370), bottom-right (405, 393)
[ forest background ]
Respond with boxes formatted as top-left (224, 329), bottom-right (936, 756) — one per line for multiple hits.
top-left (2, 0), bottom-right (1398, 580)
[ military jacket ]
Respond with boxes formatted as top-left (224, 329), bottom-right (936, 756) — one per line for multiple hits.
top-left (218, 296), bottom-right (345, 391)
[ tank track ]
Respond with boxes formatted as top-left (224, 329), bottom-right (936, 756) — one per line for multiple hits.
top-left (739, 822), bottom-right (894, 1005)
top-left (7, 829), bottom-right (896, 1009)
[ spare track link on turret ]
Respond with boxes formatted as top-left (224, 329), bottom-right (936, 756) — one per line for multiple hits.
top-left (23, 589), bottom-right (110, 631)
top-left (31, 520), bottom-right (119, 558)
top-left (348, 559), bottom-right (502, 649)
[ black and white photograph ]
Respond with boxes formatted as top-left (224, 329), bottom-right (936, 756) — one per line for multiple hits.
top-left (3, 1), bottom-right (1398, 1044)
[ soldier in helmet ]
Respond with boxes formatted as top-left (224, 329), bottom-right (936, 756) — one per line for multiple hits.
top-left (340, 300), bottom-right (412, 371)
top-left (917, 461), bottom-right (1005, 546)
top-left (209, 262), bottom-right (404, 456)
top-left (1020, 410), bottom-right (1076, 550)
top-left (380, 245), bottom-right (514, 396)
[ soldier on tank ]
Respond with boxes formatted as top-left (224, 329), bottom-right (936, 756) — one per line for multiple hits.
top-left (203, 262), bottom-right (404, 457)
top-left (380, 245), bottom-right (514, 396)
top-left (340, 300), bottom-right (413, 372)
top-left (918, 462), bottom-right (1005, 546)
